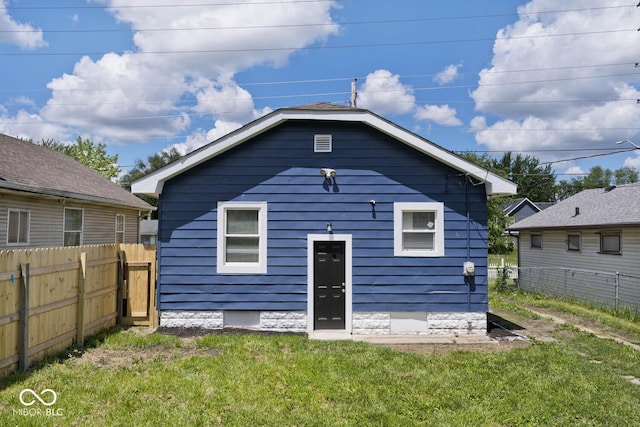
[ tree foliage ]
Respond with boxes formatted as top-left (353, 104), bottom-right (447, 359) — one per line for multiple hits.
top-left (40, 136), bottom-right (121, 180)
top-left (119, 148), bottom-right (183, 213)
top-left (554, 166), bottom-right (639, 201)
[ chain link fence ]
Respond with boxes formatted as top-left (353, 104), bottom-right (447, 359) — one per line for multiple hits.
top-left (511, 266), bottom-right (640, 314)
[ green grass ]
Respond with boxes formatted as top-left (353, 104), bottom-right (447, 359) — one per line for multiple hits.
top-left (494, 290), bottom-right (640, 341)
top-left (2, 329), bottom-right (640, 426)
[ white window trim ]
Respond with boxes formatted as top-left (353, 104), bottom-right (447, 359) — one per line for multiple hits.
top-left (115, 214), bottom-right (125, 243)
top-left (393, 202), bottom-right (445, 257)
top-left (7, 208), bottom-right (30, 246)
top-left (64, 208), bottom-right (84, 247)
top-left (217, 201), bottom-right (267, 274)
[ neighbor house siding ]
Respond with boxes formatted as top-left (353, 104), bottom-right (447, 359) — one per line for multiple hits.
top-left (0, 193), bottom-right (141, 249)
top-left (158, 121), bottom-right (488, 313)
top-left (519, 228), bottom-right (640, 275)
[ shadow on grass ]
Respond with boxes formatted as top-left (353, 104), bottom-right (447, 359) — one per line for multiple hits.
top-left (0, 326), bottom-right (125, 391)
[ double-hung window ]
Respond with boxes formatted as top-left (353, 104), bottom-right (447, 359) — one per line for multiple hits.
top-left (64, 208), bottom-right (83, 247)
top-left (394, 202), bottom-right (445, 257)
top-left (115, 214), bottom-right (125, 243)
top-left (217, 202), bottom-right (267, 274)
top-left (7, 209), bottom-right (29, 245)
top-left (530, 233), bottom-right (542, 249)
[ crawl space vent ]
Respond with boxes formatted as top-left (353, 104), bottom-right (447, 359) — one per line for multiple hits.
top-left (314, 134), bottom-right (332, 153)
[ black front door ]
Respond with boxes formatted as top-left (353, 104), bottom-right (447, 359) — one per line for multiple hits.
top-left (314, 241), bottom-right (346, 330)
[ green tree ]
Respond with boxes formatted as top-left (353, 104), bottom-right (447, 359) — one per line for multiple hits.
top-left (40, 136), bottom-right (121, 180)
top-left (120, 148), bottom-right (183, 214)
top-left (554, 166), bottom-right (639, 201)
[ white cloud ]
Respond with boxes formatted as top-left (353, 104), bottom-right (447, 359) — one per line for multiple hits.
top-left (0, 2), bottom-right (46, 49)
top-left (434, 63), bottom-right (462, 85)
top-left (564, 165), bottom-right (585, 176)
top-left (622, 153), bottom-right (640, 171)
top-left (167, 120), bottom-right (243, 156)
top-left (414, 104), bottom-right (461, 126)
top-left (470, 0), bottom-right (640, 162)
top-left (7, 0), bottom-right (339, 148)
top-left (357, 70), bottom-right (416, 115)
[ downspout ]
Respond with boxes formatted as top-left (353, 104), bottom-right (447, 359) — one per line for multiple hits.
top-left (466, 175), bottom-right (471, 312)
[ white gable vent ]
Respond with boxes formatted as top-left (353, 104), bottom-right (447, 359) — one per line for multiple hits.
top-left (314, 134), bottom-right (332, 153)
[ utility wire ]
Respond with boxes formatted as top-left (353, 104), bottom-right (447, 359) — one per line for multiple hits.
top-left (1, 5), bottom-right (634, 33)
top-left (0, 28), bottom-right (636, 56)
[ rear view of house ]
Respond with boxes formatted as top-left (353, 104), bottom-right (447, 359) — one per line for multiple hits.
top-left (0, 134), bottom-right (152, 249)
top-left (132, 104), bottom-right (516, 336)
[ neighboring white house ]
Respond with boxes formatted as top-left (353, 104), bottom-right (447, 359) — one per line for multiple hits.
top-left (508, 184), bottom-right (640, 309)
top-left (0, 133), bottom-right (153, 249)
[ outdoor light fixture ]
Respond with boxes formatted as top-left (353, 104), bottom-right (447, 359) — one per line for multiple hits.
top-left (320, 168), bottom-right (337, 179)
top-left (615, 140), bottom-right (640, 150)
top-left (326, 222), bottom-right (333, 232)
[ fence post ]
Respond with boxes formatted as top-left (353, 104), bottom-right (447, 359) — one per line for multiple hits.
top-left (76, 252), bottom-right (86, 347)
top-left (19, 263), bottom-right (30, 372)
top-left (117, 250), bottom-right (125, 325)
top-left (615, 272), bottom-right (620, 312)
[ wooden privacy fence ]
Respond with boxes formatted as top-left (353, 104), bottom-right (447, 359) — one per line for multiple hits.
top-left (0, 243), bottom-right (157, 376)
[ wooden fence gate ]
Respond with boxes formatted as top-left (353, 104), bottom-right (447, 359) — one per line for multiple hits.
top-left (0, 243), bottom-right (157, 376)
top-left (118, 244), bottom-right (158, 328)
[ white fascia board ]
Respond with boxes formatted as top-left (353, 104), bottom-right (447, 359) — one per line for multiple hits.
top-left (130, 108), bottom-right (517, 198)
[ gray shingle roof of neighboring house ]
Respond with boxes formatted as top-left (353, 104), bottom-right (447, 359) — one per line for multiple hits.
top-left (508, 184), bottom-right (640, 230)
top-left (0, 133), bottom-right (152, 210)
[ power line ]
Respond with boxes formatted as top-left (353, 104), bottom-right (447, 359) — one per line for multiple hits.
top-left (1, 5), bottom-right (634, 33)
top-left (1, 28), bottom-right (635, 57)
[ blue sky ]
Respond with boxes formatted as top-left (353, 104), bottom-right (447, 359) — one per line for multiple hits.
top-left (1, 0), bottom-right (639, 183)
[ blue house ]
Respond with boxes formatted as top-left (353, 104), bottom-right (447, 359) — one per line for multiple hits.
top-left (132, 103), bottom-right (516, 336)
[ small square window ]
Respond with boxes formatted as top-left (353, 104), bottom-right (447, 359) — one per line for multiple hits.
top-left (600, 232), bottom-right (621, 254)
top-left (567, 234), bottom-right (580, 252)
top-left (394, 202), bottom-right (444, 257)
top-left (530, 233), bottom-right (542, 249)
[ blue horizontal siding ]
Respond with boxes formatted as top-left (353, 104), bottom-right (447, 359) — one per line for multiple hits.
top-left (158, 120), bottom-right (490, 313)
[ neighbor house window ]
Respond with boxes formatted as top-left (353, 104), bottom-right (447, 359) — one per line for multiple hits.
top-left (599, 232), bottom-right (621, 255)
top-left (115, 214), bottom-right (125, 243)
top-left (64, 208), bottom-right (83, 247)
top-left (567, 233), bottom-right (581, 252)
top-left (217, 201), bottom-right (267, 274)
top-left (530, 233), bottom-right (542, 249)
top-left (394, 202), bottom-right (445, 257)
top-left (7, 209), bottom-right (29, 245)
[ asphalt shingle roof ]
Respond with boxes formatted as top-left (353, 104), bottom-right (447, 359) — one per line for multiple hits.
top-left (508, 184), bottom-right (640, 230)
top-left (0, 133), bottom-right (151, 210)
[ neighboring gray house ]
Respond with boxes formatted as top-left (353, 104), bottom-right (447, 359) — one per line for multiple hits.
top-left (508, 184), bottom-right (640, 279)
top-left (502, 197), bottom-right (553, 223)
top-left (140, 219), bottom-right (158, 245)
top-left (0, 133), bottom-right (153, 249)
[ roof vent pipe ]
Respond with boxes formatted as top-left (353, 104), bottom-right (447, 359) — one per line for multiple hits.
top-left (575, 207), bottom-right (580, 216)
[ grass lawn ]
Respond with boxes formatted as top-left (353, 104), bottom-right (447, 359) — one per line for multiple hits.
top-left (2, 319), bottom-right (640, 426)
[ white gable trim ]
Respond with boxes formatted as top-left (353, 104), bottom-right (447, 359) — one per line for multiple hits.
top-left (131, 108), bottom-right (517, 198)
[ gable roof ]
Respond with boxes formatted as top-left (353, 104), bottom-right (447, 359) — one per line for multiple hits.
top-left (0, 133), bottom-right (152, 210)
top-left (132, 103), bottom-right (517, 198)
top-left (501, 197), bottom-right (554, 216)
top-left (508, 184), bottom-right (640, 230)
